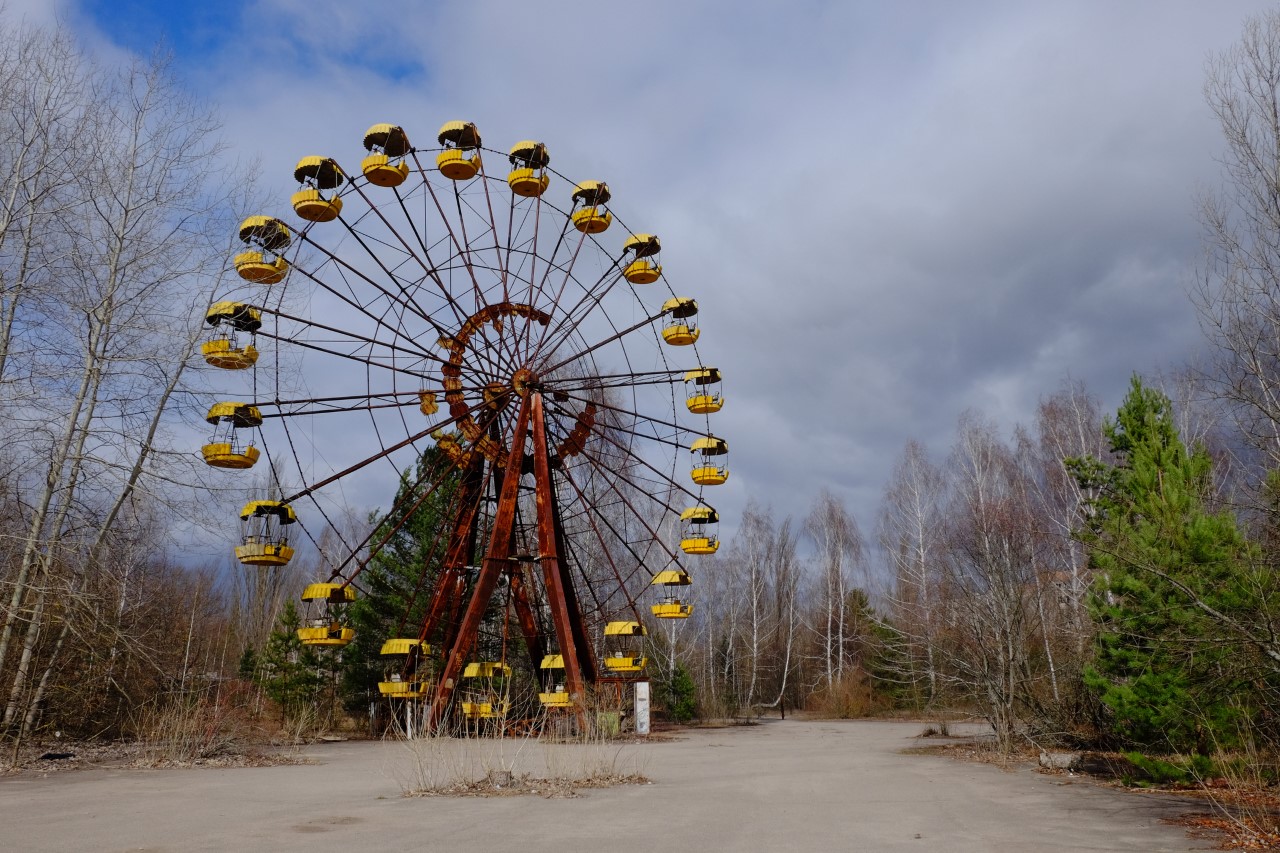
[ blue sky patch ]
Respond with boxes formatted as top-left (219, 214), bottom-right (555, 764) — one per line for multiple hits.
top-left (81, 0), bottom-right (242, 59)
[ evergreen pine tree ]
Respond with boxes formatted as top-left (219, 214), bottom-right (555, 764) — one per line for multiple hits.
top-left (659, 663), bottom-right (698, 723)
top-left (1073, 377), bottom-right (1251, 750)
top-left (256, 600), bottom-right (324, 724)
top-left (237, 646), bottom-right (257, 681)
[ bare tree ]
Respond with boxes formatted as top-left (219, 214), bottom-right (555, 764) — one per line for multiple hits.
top-left (940, 412), bottom-right (1041, 753)
top-left (1027, 382), bottom-right (1106, 658)
top-left (0, 23), bottom-right (89, 388)
top-left (0, 22), bottom-right (95, 694)
top-left (738, 502), bottom-right (774, 709)
top-left (765, 516), bottom-right (799, 712)
top-left (1196, 10), bottom-right (1280, 473)
top-left (697, 502), bottom-right (799, 714)
top-left (804, 490), bottom-right (863, 690)
top-left (0, 23), bottom-right (249, 738)
top-left (878, 439), bottom-right (945, 706)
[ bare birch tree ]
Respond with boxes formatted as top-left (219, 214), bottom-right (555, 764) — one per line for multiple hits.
top-left (1029, 381), bottom-right (1106, 649)
top-left (804, 489), bottom-right (863, 690)
top-left (0, 23), bottom-right (89, 388)
top-left (878, 439), bottom-right (945, 706)
top-left (0, 22), bottom-right (250, 738)
top-left (739, 502), bottom-right (773, 709)
top-left (939, 413), bottom-right (1041, 752)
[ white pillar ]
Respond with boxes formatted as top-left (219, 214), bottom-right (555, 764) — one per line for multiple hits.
top-left (634, 681), bottom-right (650, 736)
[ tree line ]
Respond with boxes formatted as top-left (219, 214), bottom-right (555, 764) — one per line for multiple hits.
top-left (0, 18), bottom-right (262, 749)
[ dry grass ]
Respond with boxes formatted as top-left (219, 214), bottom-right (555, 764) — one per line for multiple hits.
top-left (394, 728), bottom-right (651, 798)
top-left (132, 698), bottom-right (245, 765)
top-left (392, 689), bottom-right (651, 798)
top-left (806, 673), bottom-right (890, 719)
top-left (0, 691), bottom-right (314, 768)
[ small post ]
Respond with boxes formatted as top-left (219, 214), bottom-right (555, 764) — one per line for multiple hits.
top-left (635, 681), bottom-right (651, 736)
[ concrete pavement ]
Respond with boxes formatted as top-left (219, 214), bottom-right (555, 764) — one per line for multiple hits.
top-left (0, 719), bottom-right (1209, 852)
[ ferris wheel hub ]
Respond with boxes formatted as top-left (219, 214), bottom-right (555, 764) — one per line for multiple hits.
top-left (511, 367), bottom-right (539, 394)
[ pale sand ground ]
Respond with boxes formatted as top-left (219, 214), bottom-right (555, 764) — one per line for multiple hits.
top-left (0, 719), bottom-right (1211, 852)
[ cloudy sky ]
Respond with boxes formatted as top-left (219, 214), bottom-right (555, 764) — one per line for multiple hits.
top-left (15, 0), bottom-right (1276, 556)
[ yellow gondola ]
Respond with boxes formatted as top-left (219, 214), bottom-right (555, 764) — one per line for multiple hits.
top-left (461, 700), bottom-right (509, 720)
top-left (538, 654), bottom-right (573, 707)
top-left (661, 297), bottom-right (699, 346)
top-left (378, 638), bottom-right (431, 697)
top-left (201, 401), bottom-right (262, 469)
top-left (202, 301), bottom-right (261, 370)
top-left (651, 568), bottom-right (694, 619)
top-left (622, 233), bottom-right (661, 284)
top-left (690, 435), bottom-right (729, 486)
top-left (603, 621), bottom-right (647, 672)
top-left (362, 123), bottom-right (411, 187)
top-left (296, 625), bottom-right (356, 645)
top-left (377, 678), bottom-right (428, 697)
top-left (291, 156), bottom-right (346, 222)
top-left (570, 181), bottom-right (611, 234)
top-left (234, 215), bottom-right (291, 284)
top-left (508, 140), bottom-right (550, 198)
top-left (461, 661), bottom-right (511, 719)
top-left (201, 337), bottom-right (258, 369)
top-left (437, 121), bottom-right (482, 181)
top-left (680, 506), bottom-right (719, 555)
top-left (296, 583), bottom-right (356, 647)
top-left (684, 367), bottom-right (723, 414)
top-left (381, 638), bottom-right (430, 655)
top-left (235, 500), bottom-right (296, 566)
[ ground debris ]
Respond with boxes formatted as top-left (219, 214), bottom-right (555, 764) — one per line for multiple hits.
top-left (900, 737), bottom-right (1030, 770)
top-left (127, 752), bottom-right (314, 770)
top-left (2, 739), bottom-right (312, 775)
top-left (1167, 812), bottom-right (1280, 851)
top-left (2, 739), bottom-right (144, 774)
top-left (406, 772), bottom-right (649, 799)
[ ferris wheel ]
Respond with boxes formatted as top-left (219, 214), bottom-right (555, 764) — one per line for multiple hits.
top-left (200, 120), bottom-right (728, 725)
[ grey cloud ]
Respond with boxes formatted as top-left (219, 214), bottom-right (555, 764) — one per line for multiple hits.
top-left (70, 0), bottom-right (1280, 546)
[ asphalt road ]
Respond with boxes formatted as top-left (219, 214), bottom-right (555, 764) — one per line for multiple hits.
top-left (0, 719), bottom-right (1210, 852)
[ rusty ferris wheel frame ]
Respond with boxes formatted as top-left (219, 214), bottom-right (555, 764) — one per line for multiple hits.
top-left (204, 122), bottom-right (726, 727)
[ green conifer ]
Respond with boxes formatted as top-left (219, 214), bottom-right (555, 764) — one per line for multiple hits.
top-left (1073, 377), bottom-right (1249, 750)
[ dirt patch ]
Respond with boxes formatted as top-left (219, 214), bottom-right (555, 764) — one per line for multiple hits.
top-left (682, 719), bottom-right (761, 729)
top-left (406, 771), bottom-right (650, 799)
top-left (127, 751), bottom-right (315, 770)
top-left (2, 739), bottom-right (145, 774)
top-left (291, 816), bottom-right (365, 833)
top-left (1, 738), bottom-right (312, 775)
top-left (900, 735), bottom-right (1030, 771)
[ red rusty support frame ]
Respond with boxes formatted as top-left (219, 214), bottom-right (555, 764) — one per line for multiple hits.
top-left (550, 472), bottom-right (598, 683)
top-left (429, 396), bottom-right (531, 726)
top-left (530, 393), bottom-right (590, 701)
top-left (507, 566), bottom-right (547, 675)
